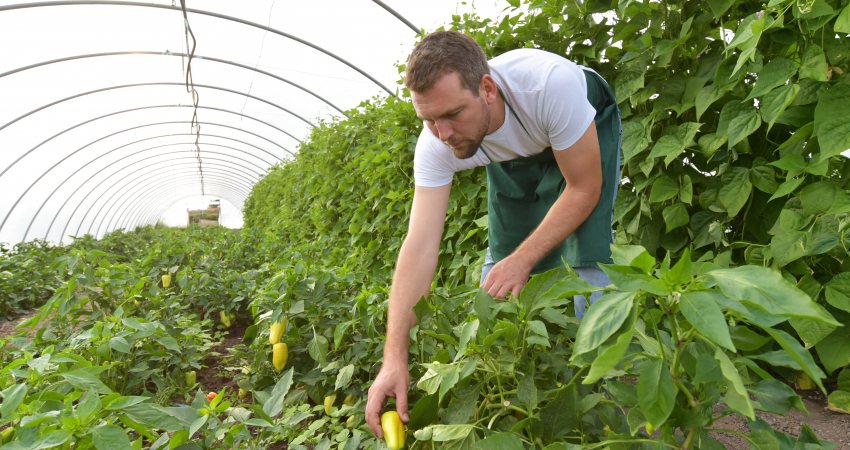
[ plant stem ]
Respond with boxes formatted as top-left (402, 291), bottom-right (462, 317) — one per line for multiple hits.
top-left (681, 428), bottom-right (696, 449)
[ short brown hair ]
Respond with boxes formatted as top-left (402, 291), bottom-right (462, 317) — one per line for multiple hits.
top-left (404, 31), bottom-right (490, 96)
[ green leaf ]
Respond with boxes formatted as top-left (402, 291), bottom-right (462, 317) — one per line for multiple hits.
top-left (415, 424), bottom-right (474, 442)
top-left (750, 165), bottom-right (779, 194)
top-left (749, 350), bottom-right (803, 370)
top-left (540, 385), bottom-right (580, 441)
top-left (697, 133), bottom-right (727, 156)
top-left (707, 0), bottom-right (734, 17)
top-left (157, 336), bottom-right (181, 352)
top-left (768, 177), bottom-right (804, 202)
top-left (814, 83), bottom-right (850, 158)
top-left (764, 328), bottom-right (827, 392)
top-left (748, 59), bottom-right (797, 99)
top-left (679, 292), bottom-right (735, 351)
top-left (0, 383), bottom-right (28, 420)
top-left (615, 70), bottom-right (645, 103)
top-left (815, 323), bottom-right (850, 375)
top-left (825, 273), bottom-right (850, 313)
top-left (681, 175), bottom-right (693, 204)
top-left (648, 135), bottom-right (683, 164)
top-left (790, 317), bottom-right (837, 348)
top-left (91, 424), bottom-right (131, 450)
top-left (602, 265), bottom-right (669, 296)
top-left (715, 349), bottom-right (755, 419)
top-left (800, 44), bottom-right (829, 81)
top-left (836, 3), bottom-right (850, 32)
top-left (571, 292), bottom-right (636, 358)
top-left (650, 176), bottom-right (679, 203)
top-left (621, 120), bottom-right (650, 163)
top-left (769, 230), bottom-right (808, 267)
top-left (454, 319), bottom-right (479, 362)
top-left (335, 364), bottom-right (355, 391)
top-left (262, 367), bottom-right (294, 418)
top-left (839, 368), bottom-right (850, 392)
top-left (610, 245), bottom-right (656, 273)
top-left (61, 369), bottom-right (112, 395)
top-left (800, 181), bottom-right (837, 216)
top-left (827, 390), bottom-right (850, 414)
top-left (727, 108), bottom-right (762, 148)
top-left (751, 379), bottom-right (805, 415)
top-left (584, 308), bottom-right (637, 384)
top-left (760, 84), bottom-right (800, 131)
top-left (476, 432), bottom-right (524, 450)
top-left (695, 85), bottom-right (725, 120)
top-left (662, 203), bottom-right (689, 232)
top-left (718, 167), bottom-right (752, 216)
top-left (708, 266), bottom-right (839, 326)
top-left (408, 393), bottom-right (439, 430)
top-left (637, 358), bottom-right (676, 428)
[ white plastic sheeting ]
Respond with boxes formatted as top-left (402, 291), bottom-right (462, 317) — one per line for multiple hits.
top-left (0, 0), bottom-right (510, 244)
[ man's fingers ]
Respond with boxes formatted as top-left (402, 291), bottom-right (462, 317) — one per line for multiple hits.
top-left (396, 389), bottom-right (409, 422)
top-left (365, 391), bottom-right (384, 438)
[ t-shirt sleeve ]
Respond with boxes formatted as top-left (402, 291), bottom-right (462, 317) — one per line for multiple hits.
top-left (544, 64), bottom-right (596, 151)
top-left (413, 128), bottom-right (455, 187)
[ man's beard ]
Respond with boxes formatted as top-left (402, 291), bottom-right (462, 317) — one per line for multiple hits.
top-left (447, 98), bottom-right (490, 159)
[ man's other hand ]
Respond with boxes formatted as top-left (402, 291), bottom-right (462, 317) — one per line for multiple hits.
top-left (481, 253), bottom-right (533, 299)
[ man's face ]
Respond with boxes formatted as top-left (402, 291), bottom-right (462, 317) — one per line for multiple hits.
top-left (411, 72), bottom-right (491, 159)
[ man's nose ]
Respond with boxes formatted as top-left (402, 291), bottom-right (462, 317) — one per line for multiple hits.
top-left (434, 119), bottom-right (453, 142)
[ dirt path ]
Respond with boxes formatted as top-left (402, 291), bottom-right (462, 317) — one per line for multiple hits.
top-left (0, 310), bottom-right (40, 340)
top-left (711, 389), bottom-right (850, 449)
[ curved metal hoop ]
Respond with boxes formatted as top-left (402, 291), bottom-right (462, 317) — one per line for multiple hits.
top-left (129, 185), bottom-right (247, 233)
top-left (112, 170), bottom-right (255, 235)
top-left (0, 51), bottom-right (349, 117)
top-left (80, 157), bottom-right (261, 239)
top-left (83, 162), bottom-right (257, 239)
top-left (123, 177), bottom-right (251, 232)
top-left (0, 81), bottom-right (316, 135)
top-left (1, 120), bottom-right (286, 237)
top-left (34, 141), bottom-right (271, 241)
top-left (0, 1), bottom-right (396, 96)
top-left (0, 104), bottom-right (295, 186)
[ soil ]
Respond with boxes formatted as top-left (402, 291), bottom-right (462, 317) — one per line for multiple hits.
top-left (711, 389), bottom-right (850, 449)
top-left (2, 312), bottom-right (849, 449)
top-left (195, 319), bottom-right (248, 395)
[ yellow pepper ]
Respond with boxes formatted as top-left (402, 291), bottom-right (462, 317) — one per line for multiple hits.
top-left (273, 342), bottom-right (288, 372)
top-left (220, 311), bottom-right (231, 328)
top-left (343, 394), bottom-right (356, 406)
top-left (185, 370), bottom-right (196, 386)
top-left (0, 427), bottom-right (15, 444)
top-left (162, 273), bottom-right (172, 288)
top-left (269, 319), bottom-right (286, 345)
top-left (381, 411), bottom-right (405, 449)
top-left (346, 415), bottom-right (357, 428)
top-left (795, 372), bottom-right (816, 390)
top-left (324, 394), bottom-right (337, 415)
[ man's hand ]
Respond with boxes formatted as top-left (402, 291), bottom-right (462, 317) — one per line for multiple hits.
top-left (481, 253), bottom-right (533, 299)
top-left (365, 363), bottom-right (410, 438)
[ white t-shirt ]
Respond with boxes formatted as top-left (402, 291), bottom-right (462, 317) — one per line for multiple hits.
top-left (413, 48), bottom-right (596, 188)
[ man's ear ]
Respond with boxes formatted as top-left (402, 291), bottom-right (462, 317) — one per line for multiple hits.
top-left (479, 74), bottom-right (498, 103)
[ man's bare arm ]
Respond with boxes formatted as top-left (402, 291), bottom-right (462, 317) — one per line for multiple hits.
top-left (366, 183), bottom-right (451, 437)
top-left (481, 122), bottom-right (603, 298)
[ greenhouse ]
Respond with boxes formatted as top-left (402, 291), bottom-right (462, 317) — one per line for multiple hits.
top-left (1, 0), bottom-right (849, 448)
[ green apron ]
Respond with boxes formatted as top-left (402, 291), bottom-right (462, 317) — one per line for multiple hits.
top-left (486, 69), bottom-right (621, 274)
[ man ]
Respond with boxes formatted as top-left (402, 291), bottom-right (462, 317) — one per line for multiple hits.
top-left (365, 31), bottom-right (621, 438)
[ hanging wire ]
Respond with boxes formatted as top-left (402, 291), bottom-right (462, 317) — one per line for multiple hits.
top-left (179, 0), bottom-right (205, 196)
top-left (240, 0), bottom-right (277, 122)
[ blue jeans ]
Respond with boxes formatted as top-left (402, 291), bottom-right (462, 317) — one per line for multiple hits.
top-left (480, 249), bottom-right (609, 319)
